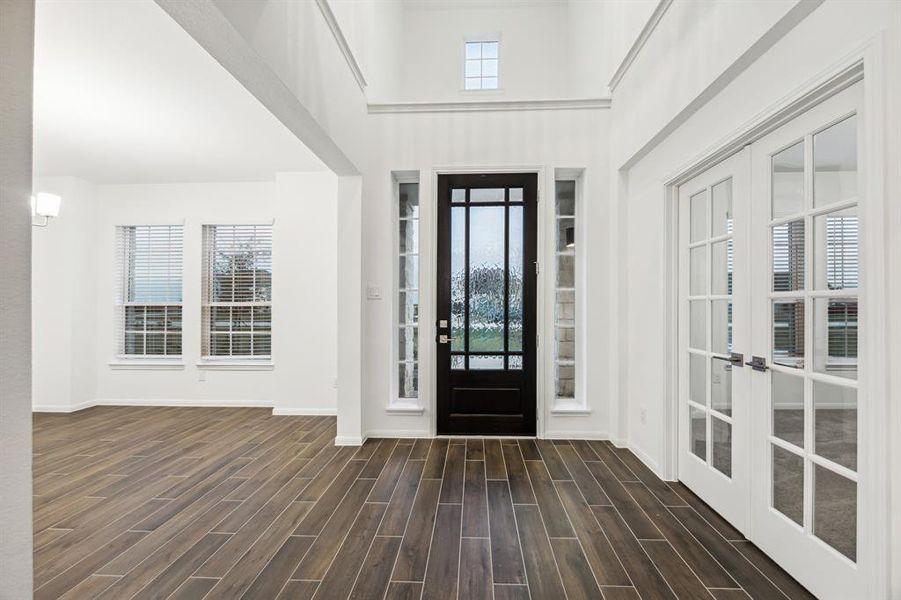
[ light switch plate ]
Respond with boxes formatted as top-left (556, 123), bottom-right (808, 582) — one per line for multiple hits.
top-left (367, 285), bottom-right (382, 300)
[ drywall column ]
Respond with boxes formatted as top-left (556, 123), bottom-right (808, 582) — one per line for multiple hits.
top-left (0, 0), bottom-right (35, 596)
top-left (336, 175), bottom-right (364, 444)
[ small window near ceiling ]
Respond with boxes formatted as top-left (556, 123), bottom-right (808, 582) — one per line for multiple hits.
top-left (464, 40), bottom-right (499, 90)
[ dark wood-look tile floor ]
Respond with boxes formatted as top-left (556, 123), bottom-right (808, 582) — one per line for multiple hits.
top-left (33, 407), bottom-right (816, 599)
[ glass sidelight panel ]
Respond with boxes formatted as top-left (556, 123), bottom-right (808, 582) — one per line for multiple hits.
top-left (773, 445), bottom-right (804, 526)
top-left (813, 465), bottom-right (857, 560)
top-left (814, 115), bottom-right (857, 209)
top-left (398, 182), bottom-right (420, 398)
top-left (555, 180), bottom-right (578, 400)
top-left (772, 141), bottom-right (805, 218)
top-left (772, 370), bottom-right (805, 448)
top-left (813, 380), bottom-right (857, 471)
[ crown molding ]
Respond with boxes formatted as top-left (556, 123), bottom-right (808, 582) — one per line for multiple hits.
top-left (608, 0), bottom-right (673, 93)
top-left (368, 97), bottom-right (611, 114)
top-left (314, 0), bottom-right (367, 91)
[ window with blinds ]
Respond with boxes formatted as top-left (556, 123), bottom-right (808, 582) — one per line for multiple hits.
top-left (116, 225), bottom-right (184, 357)
top-left (201, 224), bottom-right (273, 359)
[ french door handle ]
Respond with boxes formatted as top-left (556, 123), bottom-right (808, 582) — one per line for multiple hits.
top-left (745, 356), bottom-right (769, 372)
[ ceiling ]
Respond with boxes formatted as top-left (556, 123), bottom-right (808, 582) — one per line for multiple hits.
top-left (34, 0), bottom-right (327, 184)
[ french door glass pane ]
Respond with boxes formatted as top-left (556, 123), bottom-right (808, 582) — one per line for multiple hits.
top-left (772, 445), bottom-right (804, 526)
top-left (813, 380), bottom-right (857, 471)
top-left (711, 417), bottom-right (732, 477)
top-left (772, 220), bottom-right (805, 291)
top-left (690, 301), bottom-right (706, 350)
top-left (711, 300), bottom-right (732, 355)
top-left (690, 406), bottom-right (706, 460)
top-left (773, 300), bottom-right (805, 369)
top-left (772, 141), bottom-right (805, 218)
top-left (469, 206), bottom-right (505, 352)
top-left (509, 206), bottom-right (524, 351)
top-left (814, 115), bottom-right (857, 209)
top-left (813, 298), bottom-right (857, 380)
top-left (711, 358), bottom-right (732, 416)
top-left (813, 465), bottom-right (857, 561)
top-left (690, 190), bottom-right (707, 242)
top-left (451, 207), bottom-right (466, 352)
top-left (711, 238), bottom-right (733, 295)
top-left (690, 246), bottom-right (706, 295)
top-left (814, 207), bottom-right (858, 290)
top-left (689, 353), bottom-right (706, 405)
top-left (772, 370), bottom-right (805, 447)
top-left (711, 178), bottom-right (733, 237)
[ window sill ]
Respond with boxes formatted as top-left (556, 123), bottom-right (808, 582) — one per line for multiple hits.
top-left (386, 401), bottom-right (424, 416)
top-left (196, 360), bottom-right (274, 371)
top-left (109, 359), bottom-right (185, 371)
top-left (550, 400), bottom-right (591, 416)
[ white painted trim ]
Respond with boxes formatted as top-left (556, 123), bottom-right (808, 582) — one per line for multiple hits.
top-left (364, 429), bottom-right (431, 439)
top-left (108, 360), bottom-right (185, 371)
top-left (271, 407), bottom-right (337, 416)
top-left (368, 98), bottom-right (611, 115)
top-left (94, 398), bottom-right (272, 408)
top-left (549, 408), bottom-right (593, 416)
top-left (385, 404), bottom-right (425, 416)
top-left (196, 360), bottom-right (274, 371)
top-left (628, 442), bottom-right (665, 479)
top-left (33, 400), bottom-right (97, 413)
top-left (313, 0), bottom-right (367, 91)
top-left (541, 431), bottom-right (609, 440)
top-left (335, 435), bottom-right (365, 446)
top-left (608, 0), bottom-right (673, 92)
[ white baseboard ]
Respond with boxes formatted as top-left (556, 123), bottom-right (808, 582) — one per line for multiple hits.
top-left (627, 442), bottom-right (666, 480)
top-left (272, 407), bottom-right (337, 416)
top-left (542, 431), bottom-right (610, 440)
top-left (364, 429), bottom-right (431, 439)
top-left (93, 399), bottom-right (273, 408)
top-left (334, 435), bottom-right (365, 446)
top-left (33, 399), bottom-right (96, 413)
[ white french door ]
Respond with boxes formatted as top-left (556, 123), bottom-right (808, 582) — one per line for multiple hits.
top-left (678, 82), bottom-right (866, 599)
top-left (748, 83), bottom-right (864, 600)
top-left (678, 149), bottom-right (751, 534)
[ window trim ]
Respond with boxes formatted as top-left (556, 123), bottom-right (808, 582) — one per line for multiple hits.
top-left (114, 224), bottom-right (185, 361)
top-left (462, 34), bottom-right (501, 92)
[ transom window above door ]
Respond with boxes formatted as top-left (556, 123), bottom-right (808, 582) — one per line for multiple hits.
top-left (464, 40), bottom-right (499, 90)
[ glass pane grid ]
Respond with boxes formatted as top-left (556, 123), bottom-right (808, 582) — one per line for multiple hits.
top-left (554, 181), bottom-right (577, 399)
top-left (766, 116), bottom-right (859, 562)
top-left (464, 41), bottom-right (499, 90)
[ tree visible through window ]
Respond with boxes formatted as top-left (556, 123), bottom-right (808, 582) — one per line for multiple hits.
top-left (465, 41), bottom-right (499, 90)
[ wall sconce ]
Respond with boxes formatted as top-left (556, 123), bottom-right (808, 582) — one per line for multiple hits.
top-left (31, 192), bottom-right (61, 227)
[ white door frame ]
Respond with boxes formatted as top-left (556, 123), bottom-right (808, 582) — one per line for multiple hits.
top-left (661, 38), bottom-right (890, 598)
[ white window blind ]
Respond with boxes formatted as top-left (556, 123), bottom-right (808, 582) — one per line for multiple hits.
top-left (116, 225), bottom-right (184, 357)
top-left (202, 224), bottom-right (272, 359)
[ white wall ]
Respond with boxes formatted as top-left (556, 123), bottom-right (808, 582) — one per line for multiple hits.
top-left (361, 107), bottom-right (611, 439)
top-left (32, 173), bottom-right (339, 415)
top-left (0, 1), bottom-right (35, 595)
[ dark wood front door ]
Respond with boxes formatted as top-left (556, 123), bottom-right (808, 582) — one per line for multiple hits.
top-left (436, 173), bottom-right (537, 435)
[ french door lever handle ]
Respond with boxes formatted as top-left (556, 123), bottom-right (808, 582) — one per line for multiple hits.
top-left (744, 356), bottom-right (769, 372)
top-left (438, 335), bottom-right (456, 344)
